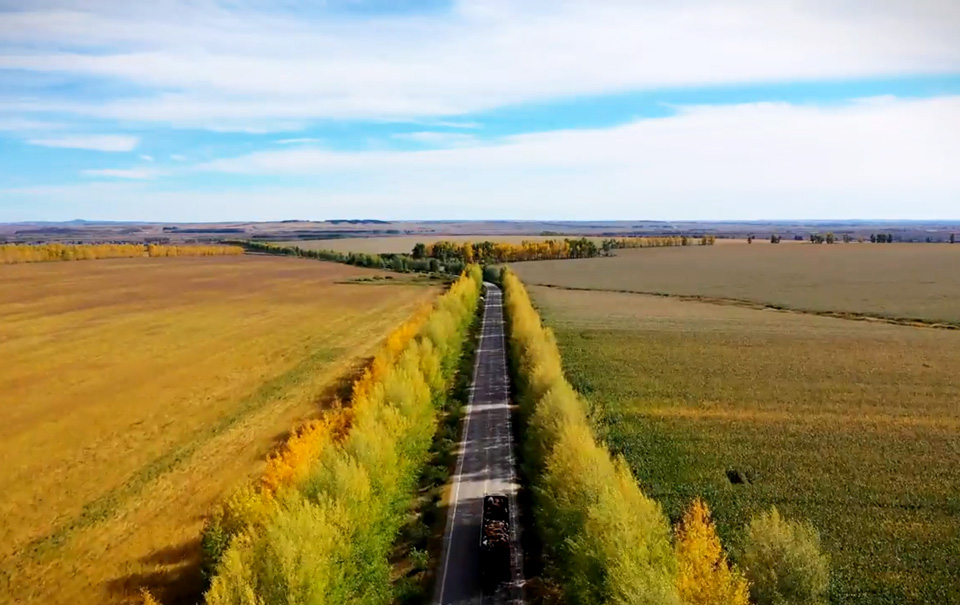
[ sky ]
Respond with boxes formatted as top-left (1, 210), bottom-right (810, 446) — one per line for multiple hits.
top-left (1, 0), bottom-right (959, 222)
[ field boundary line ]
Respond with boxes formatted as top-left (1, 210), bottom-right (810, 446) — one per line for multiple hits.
top-left (529, 283), bottom-right (960, 331)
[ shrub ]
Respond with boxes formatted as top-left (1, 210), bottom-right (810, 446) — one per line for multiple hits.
top-left (674, 498), bottom-right (749, 605)
top-left (740, 508), bottom-right (829, 605)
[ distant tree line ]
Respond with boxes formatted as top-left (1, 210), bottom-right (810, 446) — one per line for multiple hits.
top-left (227, 240), bottom-right (449, 274)
top-left (231, 235), bottom-right (717, 276)
top-left (0, 243), bottom-right (243, 264)
top-left (417, 238), bottom-right (600, 264)
top-left (601, 235), bottom-right (716, 252)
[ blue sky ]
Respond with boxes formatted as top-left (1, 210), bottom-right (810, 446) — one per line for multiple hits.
top-left (1, 0), bottom-right (959, 222)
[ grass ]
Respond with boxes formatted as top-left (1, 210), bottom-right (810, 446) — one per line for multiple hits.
top-left (530, 286), bottom-right (960, 605)
top-left (0, 255), bottom-right (439, 605)
top-left (511, 243), bottom-right (960, 324)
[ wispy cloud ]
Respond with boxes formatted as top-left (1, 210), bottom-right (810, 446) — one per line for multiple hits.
top-left (27, 135), bottom-right (139, 152)
top-left (276, 138), bottom-right (321, 145)
top-left (2, 1), bottom-right (958, 129)
top-left (82, 168), bottom-right (161, 179)
top-left (170, 154), bottom-right (187, 161)
top-left (427, 121), bottom-right (482, 129)
top-left (185, 96), bottom-right (960, 219)
top-left (0, 118), bottom-right (62, 131)
top-left (139, 154), bottom-right (154, 162)
top-left (392, 131), bottom-right (479, 147)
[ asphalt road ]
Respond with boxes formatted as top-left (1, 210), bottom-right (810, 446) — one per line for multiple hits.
top-left (434, 283), bottom-right (523, 605)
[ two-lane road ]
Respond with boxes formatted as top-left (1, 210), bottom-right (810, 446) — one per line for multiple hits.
top-left (434, 283), bottom-right (523, 605)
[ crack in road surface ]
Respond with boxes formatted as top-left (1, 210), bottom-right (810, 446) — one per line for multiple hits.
top-left (435, 283), bottom-right (524, 605)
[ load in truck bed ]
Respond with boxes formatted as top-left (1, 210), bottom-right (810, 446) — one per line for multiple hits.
top-left (480, 494), bottom-right (512, 592)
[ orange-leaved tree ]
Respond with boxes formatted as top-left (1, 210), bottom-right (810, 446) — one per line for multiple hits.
top-left (674, 498), bottom-right (750, 605)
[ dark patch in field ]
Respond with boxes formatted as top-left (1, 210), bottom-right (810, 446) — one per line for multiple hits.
top-left (726, 469), bottom-right (751, 485)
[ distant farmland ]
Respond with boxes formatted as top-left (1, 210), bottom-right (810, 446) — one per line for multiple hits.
top-left (0, 255), bottom-right (438, 604)
top-left (512, 243), bottom-right (960, 324)
top-left (532, 286), bottom-right (960, 604)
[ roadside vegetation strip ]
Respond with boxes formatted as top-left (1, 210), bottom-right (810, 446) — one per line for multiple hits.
top-left (501, 269), bottom-right (829, 605)
top-left (199, 266), bottom-right (483, 605)
top-left (0, 243), bottom-right (244, 263)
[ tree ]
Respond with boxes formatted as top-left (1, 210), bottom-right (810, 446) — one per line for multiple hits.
top-left (740, 508), bottom-right (829, 605)
top-left (951, 234), bottom-right (956, 244)
top-left (747, 235), bottom-right (754, 244)
top-left (870, 234), bottom-right (876, 243)
top-left (412, 243), bottom-right (426, 259)
top-left (461, 243), bottom-right (475, 264)
top-left (825, 232), bottom-right (836, 244)
top-left (770, 235), bottom-right (781, 244)
top-left (674, 498), bottom-right (750, 605)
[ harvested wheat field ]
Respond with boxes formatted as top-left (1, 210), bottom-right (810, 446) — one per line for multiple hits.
top-left (512, 243), bottom-right (960, 325)
top-left (531, 285), bottom-right (960, 604)
top-left (0, 255), bottom-right (439, 605)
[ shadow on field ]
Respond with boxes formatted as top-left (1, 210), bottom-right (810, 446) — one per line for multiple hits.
top-left (106, 538), bottom-right (204, 605)
top-left (105, 356), bottom-right (374, 605)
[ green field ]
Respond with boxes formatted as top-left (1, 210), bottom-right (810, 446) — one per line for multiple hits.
top-left (512, 243), bottom-right (960, 325)
top-left (530, 285), bottom-right (960, 604)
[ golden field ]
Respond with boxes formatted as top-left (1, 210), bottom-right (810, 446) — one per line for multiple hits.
top-left (0, 255), bottom-right (439, 605)
top-left (531, 286), bottom-right (960, 604)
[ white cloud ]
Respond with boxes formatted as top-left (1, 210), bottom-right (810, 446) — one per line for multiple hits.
top-left (392, 131), bottom-right (479, 147)
top-left (140, 154), bottom-right (154, 161)
top-left (198, 96), bottom-right (960, 189)
top-left (170, 154), bottom-right (187, 161)
top-left (8, 95), bottom-right (955, 221)
top-left (0, 118), bottom-right (62, 131)
top-left (1, 1), bottom-right (958, 127)
top-left (27, 135), bottom-right (139, 152)
top-left (276, 138), bottom-right (321, 145)
top-left (81, 168), bottom-right (161, 179)
top-left (427, 121), bottom-right (482, 129)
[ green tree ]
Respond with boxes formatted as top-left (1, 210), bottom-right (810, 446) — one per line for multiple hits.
top-left (740, 508), bottom-right (829, 605)
top-left (412, 243), bottom-right (426, 259)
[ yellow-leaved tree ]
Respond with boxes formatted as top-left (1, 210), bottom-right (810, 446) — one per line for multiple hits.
top-left (674, 498), bottom-right (750, 605)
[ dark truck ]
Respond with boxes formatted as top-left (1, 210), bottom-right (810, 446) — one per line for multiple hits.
top-left (480, 494), bottom-right (512, 593)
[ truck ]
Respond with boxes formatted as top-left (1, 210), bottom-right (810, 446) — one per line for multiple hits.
top-left (480, 494), bottom-right (512, 593)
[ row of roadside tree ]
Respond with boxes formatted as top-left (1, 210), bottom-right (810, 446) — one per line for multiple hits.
top-left (193, 267), bottom-right (483, 605)
top-left (501, 268), bottom-right (829, 605)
